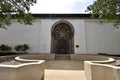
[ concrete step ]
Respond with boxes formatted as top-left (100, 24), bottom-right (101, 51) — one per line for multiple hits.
top-left (55, 54), bottom-right (70, 60)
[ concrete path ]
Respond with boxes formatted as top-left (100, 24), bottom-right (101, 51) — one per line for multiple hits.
top-left (44, 60), bottom-right (87, 80)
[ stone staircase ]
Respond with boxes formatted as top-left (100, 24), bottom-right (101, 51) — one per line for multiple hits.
top-left (55, 54), bottom-right (70, 60)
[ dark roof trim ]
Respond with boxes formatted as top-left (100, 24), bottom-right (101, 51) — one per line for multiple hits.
top-left (32, 14), bottom-right (94, 19)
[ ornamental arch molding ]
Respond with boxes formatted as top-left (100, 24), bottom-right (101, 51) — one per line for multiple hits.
top-left (51, 20), bottom-right (74, 54)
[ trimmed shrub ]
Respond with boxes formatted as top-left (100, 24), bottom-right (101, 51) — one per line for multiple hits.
top-left (15, 44), bottom-right (29, 53)
top-left (0, 44), bottom-right (12, 52)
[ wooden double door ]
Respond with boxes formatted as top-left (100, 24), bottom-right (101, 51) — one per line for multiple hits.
top-left (57, 38), bottom-right (69, 54)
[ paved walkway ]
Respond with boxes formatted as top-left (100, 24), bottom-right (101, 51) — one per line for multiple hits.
top-left (44, 60), bottom-right (87, 80)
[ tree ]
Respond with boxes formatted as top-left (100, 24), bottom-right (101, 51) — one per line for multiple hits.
top-left (87, 0), bottom-right (120, 28)
top-left (0, 0), bottom-right (36, 29)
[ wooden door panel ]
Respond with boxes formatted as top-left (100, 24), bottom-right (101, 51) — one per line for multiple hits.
top-left (57, 39), bottom-right (68, 54)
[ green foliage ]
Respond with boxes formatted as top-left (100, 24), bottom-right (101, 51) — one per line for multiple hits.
top-left (0, 52), bottom-right (18, 56)
top-left (0, 0), bottom-right (36, 28)
top-left (97, 53), bottom-right (108, 55)
top-left (0, 44), bottom-right (12, 51)
top-left (15, 44), bottom-right (29, 53)
top-left (87, 0), bottom-right (120, 27)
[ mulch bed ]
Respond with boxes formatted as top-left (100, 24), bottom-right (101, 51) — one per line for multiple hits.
top-left (0, 56), bottom-right (15, 63)
top-left (0, 56), bottom-right (22, 65)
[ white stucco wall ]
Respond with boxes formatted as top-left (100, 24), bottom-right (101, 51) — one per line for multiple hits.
top-left (39, 19), bottom-right (87, 54)
top-left (0, 18), bottom-right (120, 54)
top-left (0, 19), bottom-right (41, 53)
top-left (38, 19), bottom-right (52, 53)
top-left (85, 19), bottom-right (120, 54)
top-left (67, 19), bottom-right (87, 54)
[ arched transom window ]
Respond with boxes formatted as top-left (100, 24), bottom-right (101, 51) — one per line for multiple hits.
top-left (53, 23), bottom-right (71, 39)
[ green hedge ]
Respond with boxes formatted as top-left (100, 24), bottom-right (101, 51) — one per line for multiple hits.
top-left (0, 52), bottom-right (25, 56)
top-left (98, 53), bottom-right (120, 57)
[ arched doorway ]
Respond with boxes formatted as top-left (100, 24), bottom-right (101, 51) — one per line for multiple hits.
top-left (51, 20), bottom-right (74, 54)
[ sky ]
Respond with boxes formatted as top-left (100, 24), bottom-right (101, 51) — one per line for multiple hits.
top-left (30, 0), bottom-right (96, 14)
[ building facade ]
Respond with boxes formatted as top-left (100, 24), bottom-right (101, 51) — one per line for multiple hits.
top-left (0, 14), bottom-right (120, 54)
